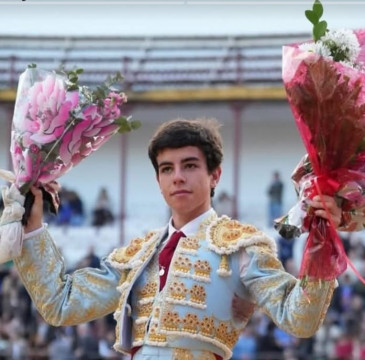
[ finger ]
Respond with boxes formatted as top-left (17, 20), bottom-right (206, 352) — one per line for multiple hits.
top-left (47, 181), bottom-right (61, 192)
top-left (314, 209), bottom-right (341, 227)
top-left (308, 196), bottom-right (335, 210)
top-left (314, 209), bottom-right (330, 219)
top-left (29, 186), bottom-right (42, 198)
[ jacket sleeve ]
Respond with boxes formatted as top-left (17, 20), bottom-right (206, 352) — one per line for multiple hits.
top-left (240, 243), bottom-right (335, 338)
top-left (14, 229), bottom-right (122, 326)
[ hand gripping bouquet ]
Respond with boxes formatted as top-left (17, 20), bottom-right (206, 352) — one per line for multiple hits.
top-left (276, 0), bottom-right (365, 285)
top-left (0, 65), bottom-right (140, 263)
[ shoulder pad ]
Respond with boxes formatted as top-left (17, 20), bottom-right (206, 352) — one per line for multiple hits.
top-left (207, 216), bottom-right (276, 255)
top-left (108, 231), bottom-right (159, 268)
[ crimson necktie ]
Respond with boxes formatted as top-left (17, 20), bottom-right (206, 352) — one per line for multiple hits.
top-left (158, 231), bottom-right (185, 291)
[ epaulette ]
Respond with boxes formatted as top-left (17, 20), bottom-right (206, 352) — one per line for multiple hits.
top-left (207, 216), bottom-right (277, 255)
top-left (107, 230), bottom-right (160, 270)
top-left (206, 216), bottom-right (277, 277)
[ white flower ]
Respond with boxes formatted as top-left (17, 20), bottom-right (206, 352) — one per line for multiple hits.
top-left (299, 41), bottom-right (333, 59)
top-left (298, 42), bottom-right (316, 53)
top-left (321, 28), bottom-right (360, 63)
top-left (313, 42), bottom-right (333, 58)
top-left (299, 28), bottom-right (360, 67)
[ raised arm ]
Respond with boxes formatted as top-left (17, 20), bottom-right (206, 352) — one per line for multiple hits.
top-left (14, 186), bottom-right (122, 326)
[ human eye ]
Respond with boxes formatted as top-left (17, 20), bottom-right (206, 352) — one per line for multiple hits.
top-left (185, 162), bottom-right (198, 170)
top-left (160, 166), bottom-right (172, 174)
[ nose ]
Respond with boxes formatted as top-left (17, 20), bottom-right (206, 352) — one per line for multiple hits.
top-left (172, 168), bottom-right (185, 184)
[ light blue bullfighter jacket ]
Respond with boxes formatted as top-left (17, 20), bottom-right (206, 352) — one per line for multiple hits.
top-left (14, 211), bottom-right (335, 360)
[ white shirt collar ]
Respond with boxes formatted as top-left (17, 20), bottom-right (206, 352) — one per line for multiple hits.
top-left (168, 208), bottom-right (215, 238)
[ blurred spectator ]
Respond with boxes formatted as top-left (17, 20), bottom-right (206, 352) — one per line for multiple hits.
top-left (296, 337), bottom-right (315, 360)
top-left (335, 328), bottom-right (355, 360)
top-left (78, 245), bottom-right (101, 269)
top-left (332, 273), bottom-right (356, 317)
top-left (314, 311), bottom-right (342, 359)
top-left (74, 323), bottom-right (100, 360)
top-left (277, 235), bottom-right (294, 268)
top-left (267, 171), bottom-right (284, 227)
top-left (0, 196), bottom-right (3, 217)
top-left (92, 187), bottom-right (114, 227)
top-left (31, 313), bottom-right (56, 359)
top-left (231, 324), bottom-right (257, 360)
top-left (1, 267), bottom-right (31, 326)
top-left (256, 321), bottom-right (284, 360)
top-left (68, 190), bottom-right (85, 226)
top-left (48, 327), bottom-right (75, 360)
top-left (214, 190), bottom-right (234, 218)
top-left (55, 187), bottom-right (73, 226)
top-left (52, 188), bottom-right (85, 227)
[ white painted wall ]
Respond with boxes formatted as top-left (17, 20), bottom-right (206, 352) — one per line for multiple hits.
top-left (1, 3), bottom-right (365, 37)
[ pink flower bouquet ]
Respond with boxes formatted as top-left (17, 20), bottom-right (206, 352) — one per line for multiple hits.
top-left (276, 1), bottom-right (365, 284)
top-left (10, 66), bottom-right (140, 224)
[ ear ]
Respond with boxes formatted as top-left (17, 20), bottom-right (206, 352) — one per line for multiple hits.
top-left (210, 166), bottom-right (222, 188)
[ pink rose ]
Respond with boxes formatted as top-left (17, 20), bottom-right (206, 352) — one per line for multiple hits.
top-left (14, 72), bottom-right (79, 145)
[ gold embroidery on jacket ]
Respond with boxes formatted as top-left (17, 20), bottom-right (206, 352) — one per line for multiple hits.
top-left (181, 313), bottom-right (199, 334)
top-left (190, 284), bottom-right (206, 306)
top-left (161, 311), bottom-right (180, 331)
top-left (157, 311), bottom-right (240, 357)
top-left (173, 348), bottom-right (194, 360)
top-left (113, 234), bottom-right (160, 350)
top-left (209, 218), bottom-right (258, 250)
top-left (193, 260), bottom-right (211, 279)
top-left (216, 321), bottom-right (240, 348)
top-left (139, 281), bottom-right (159, 300)
top-left (147, 321), bottom-right (168, 343)
top-left (172, 349), bottom-right (217, 360)
top-left (179, 237), bottom-right (201, 256)
top-left (173, 255), bottom-right (193, 273)
top-left (169, 281), bottom-right (189, 300)
top-left (200, 316), bottom-right (215, 337)
top-left (16, 231), bottom-right (120, 327)
top-left (110, 231), bottom-right (157, 265)
top-left (133, 322), bottom-right (146, 342)
top-left (136, 302), bottom-right (154, 319)
top-left (255, 245), bottom-right (282, 270)
top-left (217, 254), bottom-right (231, 277)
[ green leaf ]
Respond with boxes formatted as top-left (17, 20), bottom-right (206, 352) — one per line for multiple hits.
top-left (75, 68), bottom-right (84, 74)
top-left (27, 63), bottom-right (37, 69)
top-left (93, 87), bottom-right (107, 100)
top-left (313, 0), bottom-right (323, 18)
top-left (305, 10), bottom-right (319, 25)
top-left (104, 72), bottom-right (124, 89)
top-left (114, 116), bottom-right (141, 133)
top-left (313, 20), bottom-right (327, 42)
top-left (69, 75), bottom-right (78, 83)
top-left (130, 120), bottom-right (141, 130)
top-left (118, 120), bottom-right (132, 133)
top-left (67, 85), bottom-right (79, 91)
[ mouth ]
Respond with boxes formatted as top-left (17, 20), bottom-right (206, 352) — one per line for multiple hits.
top-left (171, 190), bottom-right (191, 196)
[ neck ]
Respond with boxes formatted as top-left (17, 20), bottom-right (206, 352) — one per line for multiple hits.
top-left (171, 207), bottom-right (210, 230)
